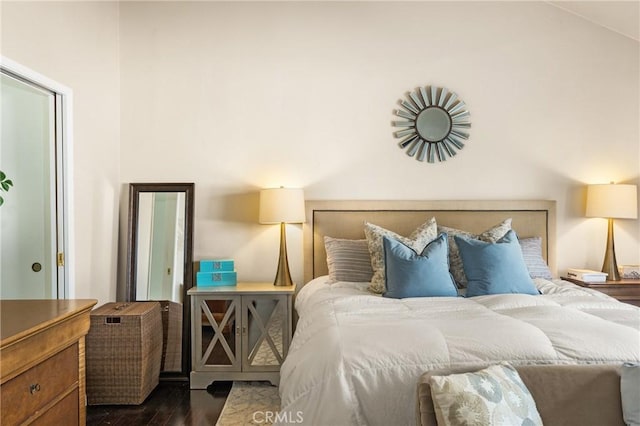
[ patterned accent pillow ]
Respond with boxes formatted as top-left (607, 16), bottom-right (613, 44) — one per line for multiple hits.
top-left (364, 217), bottom-right (438, 294)
top-left (438, 219), bottom-right (512, 288)
top-left (324, 236), bottom-right (373, 283)
top-left (429, 363), bottom-right (543, 426)
top-left (519, 237), bottom-right (553, 280)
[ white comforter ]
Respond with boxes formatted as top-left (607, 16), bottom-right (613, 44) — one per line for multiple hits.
top-left (278, 277), bottom-right (640, 426)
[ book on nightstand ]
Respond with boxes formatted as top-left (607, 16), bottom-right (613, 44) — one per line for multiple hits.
top-left (566, 268), bottom-right (608, 283)
top-left (619, 265), bottom-right (640, 280)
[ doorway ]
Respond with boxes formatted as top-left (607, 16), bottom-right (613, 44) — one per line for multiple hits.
top-left (0, 59), bottom-right (72, 299)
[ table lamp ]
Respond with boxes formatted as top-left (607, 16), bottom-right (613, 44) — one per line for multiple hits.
top-left (586, 183), bottom-right (638, 281)
top-left (259, 187), bottom-right (305, 286)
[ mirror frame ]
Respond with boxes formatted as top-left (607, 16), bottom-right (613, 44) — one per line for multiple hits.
top-left (392, 85), bottom-right (471, 163)
top-left (126, 182), bottom-right (195, 379)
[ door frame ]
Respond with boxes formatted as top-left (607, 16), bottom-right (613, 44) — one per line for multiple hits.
top-left (1, 56), bottom-right (75, 298)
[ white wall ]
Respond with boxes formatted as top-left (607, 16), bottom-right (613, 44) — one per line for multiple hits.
top-left (119, 2), bottom-right (639, 288)
top-left (1, 2), bottom-right (121, 304)
top-left (1, 2), bottom-right (638, 304)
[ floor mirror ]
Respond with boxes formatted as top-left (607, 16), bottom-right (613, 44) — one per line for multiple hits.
top-left (126, 182), bottom-right (194, 379)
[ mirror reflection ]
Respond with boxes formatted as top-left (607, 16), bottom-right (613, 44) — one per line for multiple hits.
top-left (201, 300), bottom-right (238, 366)
top-left (135, 192), bottom-right (185, 303)
top-left (248, 299), bottom-right (284, 367)
top-left (416, 107), bottom-right (451, 142)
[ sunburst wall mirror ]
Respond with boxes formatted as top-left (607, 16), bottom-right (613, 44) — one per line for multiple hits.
top-left (392, 86), bottom-right (471, 163)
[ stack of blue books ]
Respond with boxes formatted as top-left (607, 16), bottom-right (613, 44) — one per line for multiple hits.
top-left (196, 259), bottom-right (237, 286)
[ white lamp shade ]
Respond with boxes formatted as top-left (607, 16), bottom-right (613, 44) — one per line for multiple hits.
top-left (586, 184), bottom-right (638, 219)
top-left (259, 188), bottom-right (305, 224)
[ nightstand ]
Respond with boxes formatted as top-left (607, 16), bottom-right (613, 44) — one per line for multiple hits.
top-left (187, 282), bottom-right (295, 389)
top-left (563, 277), bottom-right (640, 307)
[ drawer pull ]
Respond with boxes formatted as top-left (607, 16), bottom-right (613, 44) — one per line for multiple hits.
top-left (29, 383), bottom-right (41, 394)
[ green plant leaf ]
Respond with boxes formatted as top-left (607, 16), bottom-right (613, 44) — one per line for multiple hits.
top-left (0, 171), bottom-right (13, 200)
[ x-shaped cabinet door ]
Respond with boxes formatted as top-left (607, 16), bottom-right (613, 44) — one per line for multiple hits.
top-left (193, 296), bottom-right (240, 371)
top-left (242, 295), bottom-right (286, 371)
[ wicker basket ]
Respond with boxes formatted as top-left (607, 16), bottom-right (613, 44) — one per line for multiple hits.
top-left (159, 300), bottom-right (182, 372)
top-left (86, 302), bottom-right (162, 405)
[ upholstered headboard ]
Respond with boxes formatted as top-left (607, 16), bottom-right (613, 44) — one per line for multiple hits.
top-left (303, 200), bottom-right (557, 285)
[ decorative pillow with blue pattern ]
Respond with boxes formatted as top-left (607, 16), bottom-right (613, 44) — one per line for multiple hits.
top-left (429, 363), bottom-right (543, 426)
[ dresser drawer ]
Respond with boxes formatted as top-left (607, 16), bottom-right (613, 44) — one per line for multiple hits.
top-left (1, 343), bottom-right (78, 425)
top-left (32, 388), bottom-right (79, 426)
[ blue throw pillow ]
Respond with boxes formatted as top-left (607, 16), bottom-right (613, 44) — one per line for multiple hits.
top-left (383, 233), bottom-right (458, 299)
top-left (455, 230), bottom-right (539, 297)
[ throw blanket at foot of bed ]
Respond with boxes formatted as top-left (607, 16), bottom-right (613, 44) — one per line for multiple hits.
top-left (277, 278), bottom-right (640, 426)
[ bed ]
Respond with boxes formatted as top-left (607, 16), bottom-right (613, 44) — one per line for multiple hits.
top-left (277, 200), bottom-right (640, 426)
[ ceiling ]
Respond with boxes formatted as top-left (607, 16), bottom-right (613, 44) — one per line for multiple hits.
top-left (34, 0), bottom-right (637, 41)
top-left (548, 1), bottom-right (640, 41)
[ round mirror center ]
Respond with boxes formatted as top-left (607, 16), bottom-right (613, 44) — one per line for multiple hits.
top-left (415, 107), bottom-right (451, 142)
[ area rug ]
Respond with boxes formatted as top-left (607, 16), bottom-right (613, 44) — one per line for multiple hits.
top-left (216, 381), bottom-right (281, 426)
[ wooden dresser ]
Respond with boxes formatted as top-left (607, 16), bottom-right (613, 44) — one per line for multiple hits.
top-left (0, 299), bottom-right (97, 425)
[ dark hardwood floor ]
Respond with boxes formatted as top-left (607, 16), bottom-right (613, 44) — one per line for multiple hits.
top-left (87, 381), bottom-right (232, 426)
